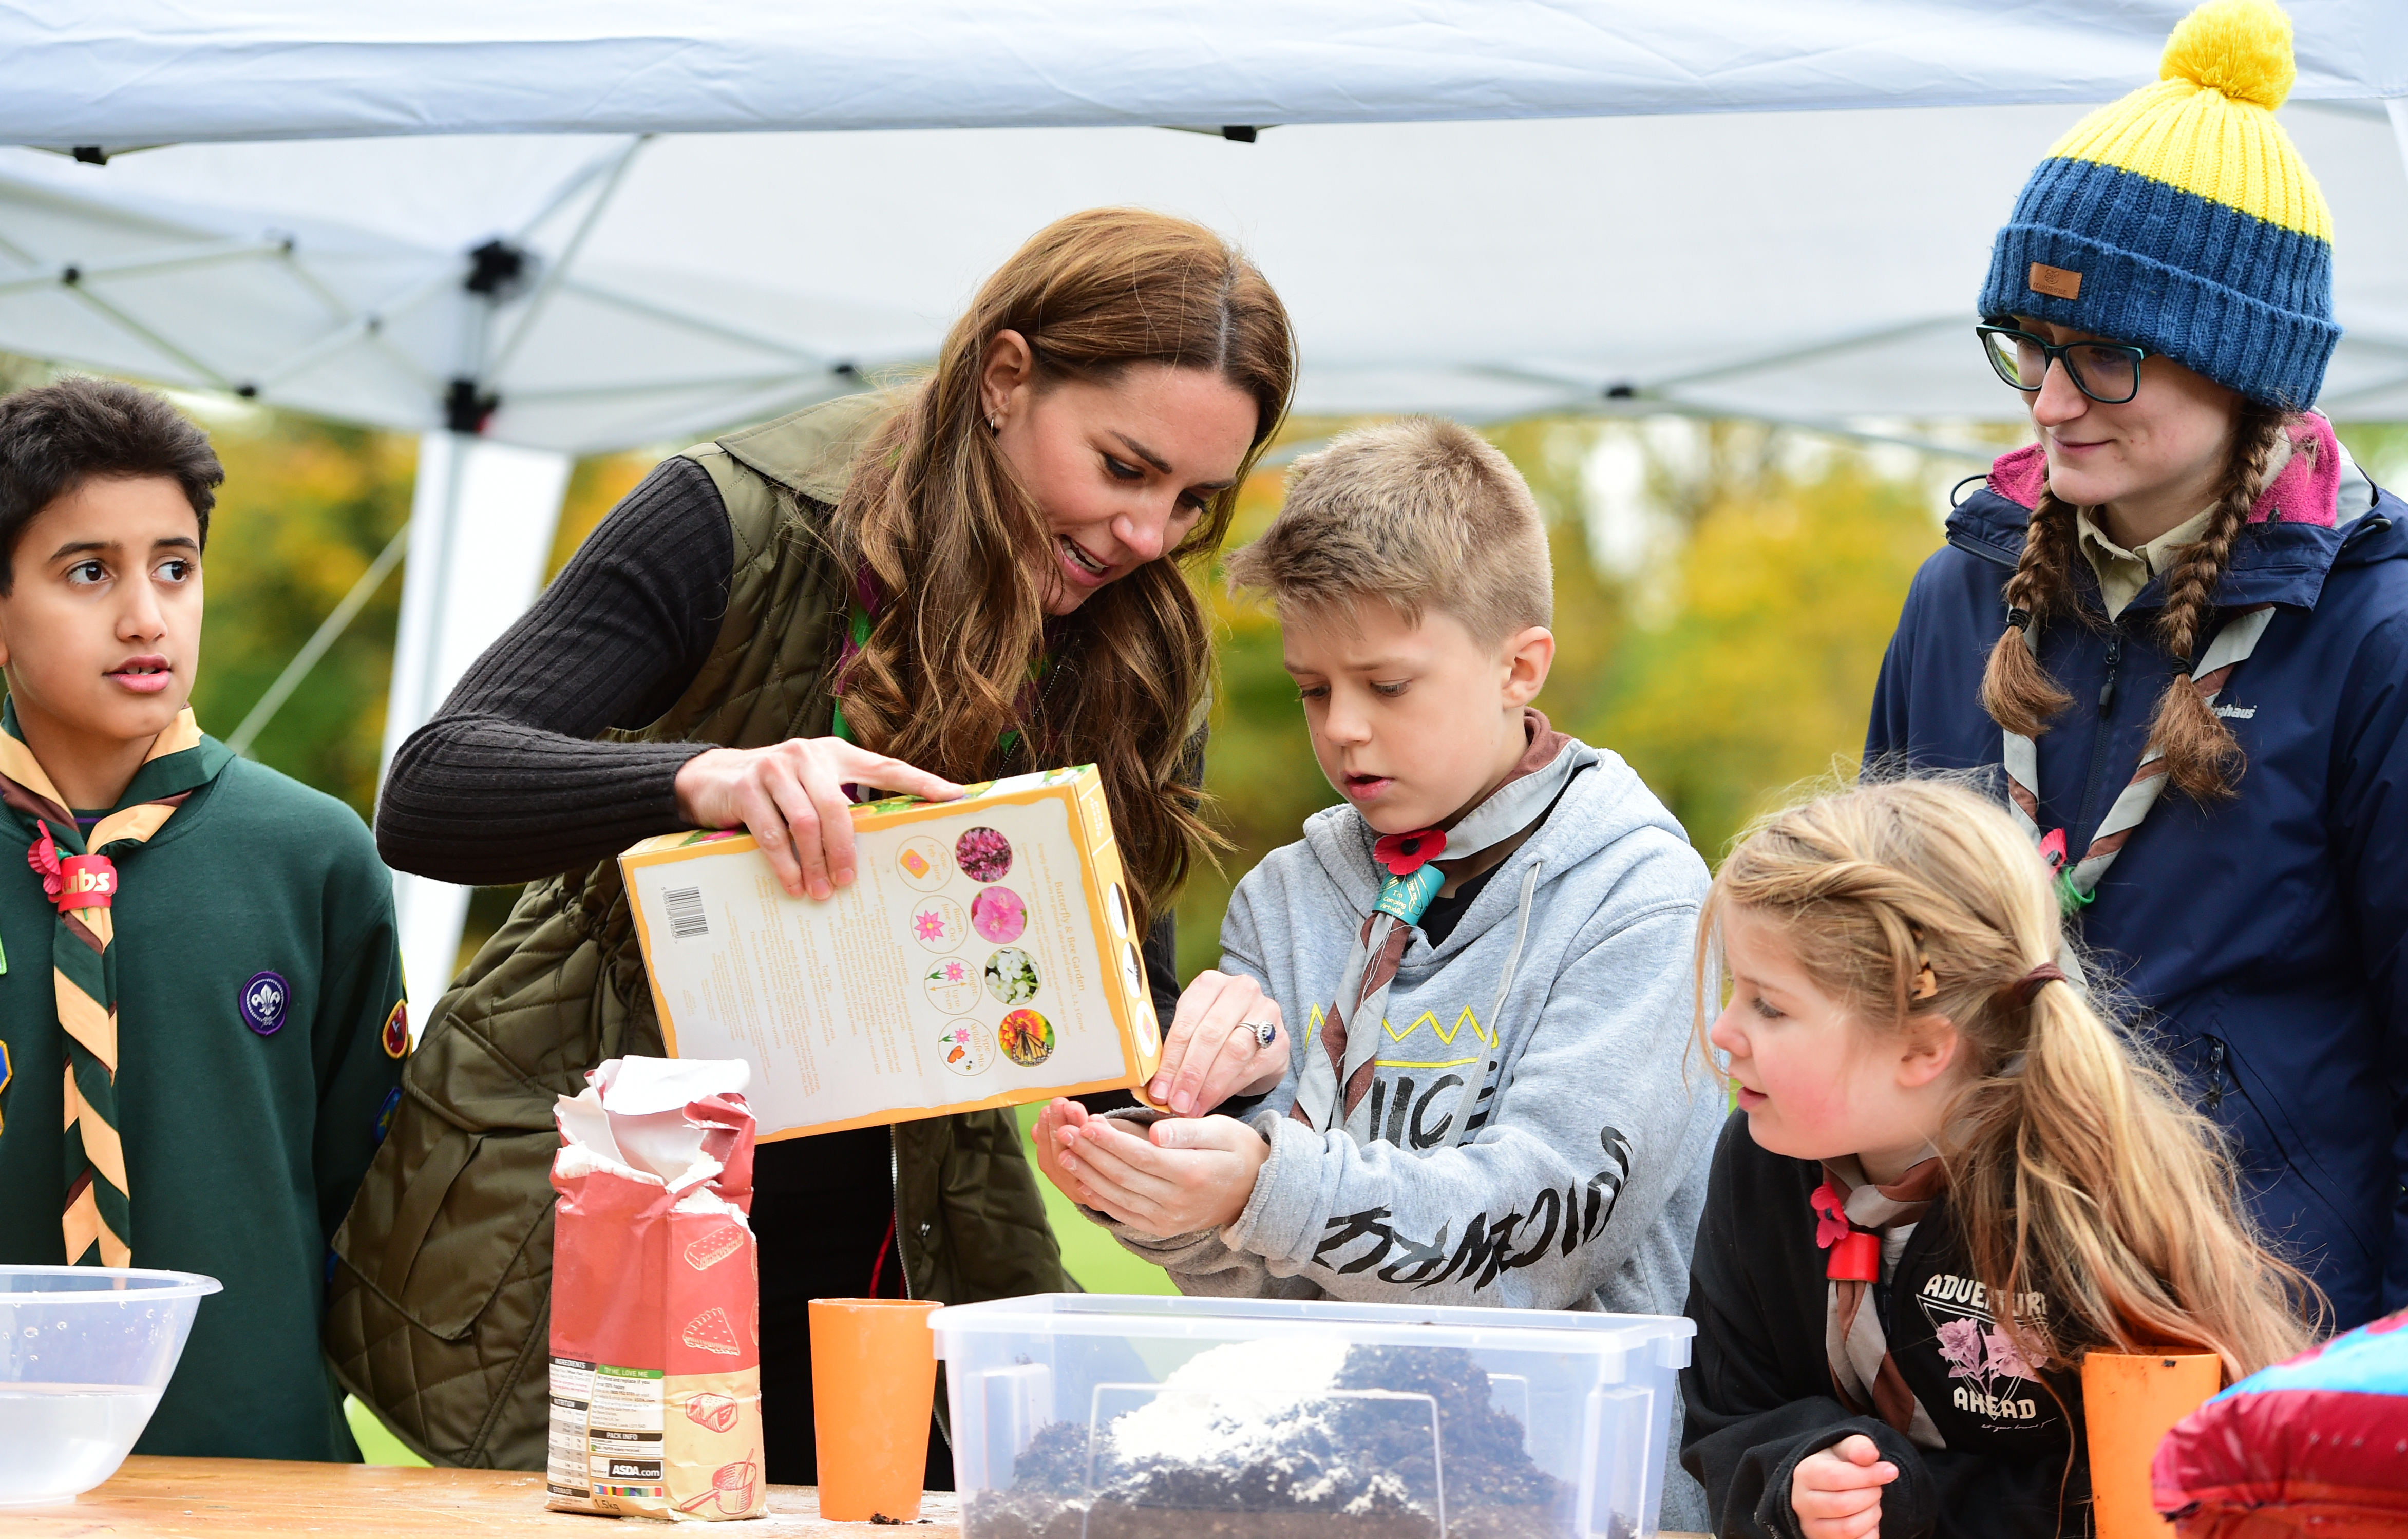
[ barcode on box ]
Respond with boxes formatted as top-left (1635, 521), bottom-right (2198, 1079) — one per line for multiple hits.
top-left (663, 886), bottom-right (708, 940)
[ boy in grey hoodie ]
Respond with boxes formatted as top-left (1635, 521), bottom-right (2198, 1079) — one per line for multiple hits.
top-left (1032, 419), bottom-right (1722, 1519)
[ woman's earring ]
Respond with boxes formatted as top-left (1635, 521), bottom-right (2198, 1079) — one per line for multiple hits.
top-left (988, 412), bottom-right (1001, 434)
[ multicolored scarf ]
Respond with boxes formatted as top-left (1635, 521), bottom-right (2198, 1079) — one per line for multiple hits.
top-left (0, 703), bottom-right (231, 1266)
top-left (1815, 1152), bottom-right (1950, 1450)
top-left (1996, 417), bottom-right (2341, 913)
top-left (2003, 605), bottom-right (2272, 912)
top-left (1291, 710), bottom-right (1592, 1142)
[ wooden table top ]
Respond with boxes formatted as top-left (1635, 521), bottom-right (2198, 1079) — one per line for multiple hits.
top-left (16, 1457), bottom-right (1707, 1539)
top-left (7, 1457), bottom-right (962, 1537)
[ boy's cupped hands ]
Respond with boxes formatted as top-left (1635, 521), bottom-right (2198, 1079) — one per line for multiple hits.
top-left (1034, 1099), bottom-right (1268, 1239)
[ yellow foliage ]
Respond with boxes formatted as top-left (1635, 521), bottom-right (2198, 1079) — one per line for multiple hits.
top-left (1576, 460), bottom-right (1941, 864)
top-left (188, 414), bottom-right (414, 817)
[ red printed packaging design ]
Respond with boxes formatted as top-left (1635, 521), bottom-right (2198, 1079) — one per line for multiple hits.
top-left (546, 1058), bottom-right (766, 1521)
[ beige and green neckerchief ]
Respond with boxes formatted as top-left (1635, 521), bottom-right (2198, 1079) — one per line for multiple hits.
top-left (0, 702), bottom-right (231, 1266)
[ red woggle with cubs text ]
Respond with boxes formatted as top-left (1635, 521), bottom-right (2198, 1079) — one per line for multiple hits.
top-left (55, 854), bottom-right (117, 911)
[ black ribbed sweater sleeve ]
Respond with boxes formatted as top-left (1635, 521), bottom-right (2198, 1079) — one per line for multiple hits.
top-left (374, 456), bottom-right (735, 886)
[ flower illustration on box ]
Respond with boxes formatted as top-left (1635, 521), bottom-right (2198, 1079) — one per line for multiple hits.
top-left (971, 884), bottom-right (1028, 944)
top-left (938, 1018), bottom-right (996, 1077)
top-left (957, 826), bottom-right (1013, 882)
top-left (998, 1009), bottom-right (1055, 1067)
top-left (984, 946), bottom-right (1040, 1004)
top-left (925, 957), bottom-right (982, 1014)
top-left (910, 896), bottom-right (968, 954)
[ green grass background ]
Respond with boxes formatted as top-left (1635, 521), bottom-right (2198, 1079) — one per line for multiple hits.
top-left (345, 1104), bottom-right (1172, 1466)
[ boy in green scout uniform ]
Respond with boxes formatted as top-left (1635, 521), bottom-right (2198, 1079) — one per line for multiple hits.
top-left (0, 378), bottom-right (405, 1461)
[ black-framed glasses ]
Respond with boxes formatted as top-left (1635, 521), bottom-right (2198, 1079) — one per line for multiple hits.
top-left (1976, 321), bottom-right (2154, 405)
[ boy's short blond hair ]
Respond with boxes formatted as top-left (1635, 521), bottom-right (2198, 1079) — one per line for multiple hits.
top-left (1225, 417), bottom-right (1551, 643)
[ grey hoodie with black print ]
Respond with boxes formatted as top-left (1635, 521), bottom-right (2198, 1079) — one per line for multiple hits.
top-left (1110, 736), bottom-right (1718, 1314)
top-left (1099, 738), bottom-right (1722, 1526)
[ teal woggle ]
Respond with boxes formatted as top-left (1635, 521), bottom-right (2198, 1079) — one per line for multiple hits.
top-left (1375, 865), bottom-right (1446, 925)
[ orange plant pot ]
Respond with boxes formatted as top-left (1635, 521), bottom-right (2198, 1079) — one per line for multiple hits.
top-left (2081, 1350), bottom-right (2223, 1539)
top-left (809, 1298), bottom-right (943, 1521)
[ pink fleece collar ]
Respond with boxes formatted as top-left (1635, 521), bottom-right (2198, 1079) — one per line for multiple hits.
top-left (1986, 414), bottom-right (2343, 528)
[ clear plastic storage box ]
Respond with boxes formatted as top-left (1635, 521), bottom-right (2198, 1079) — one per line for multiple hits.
top-left (930, 1294), bottom-right (1694, 1539)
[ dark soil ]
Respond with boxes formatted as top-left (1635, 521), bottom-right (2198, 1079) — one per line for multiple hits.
top-left (963, 1345), bottom-right (1572, 1539)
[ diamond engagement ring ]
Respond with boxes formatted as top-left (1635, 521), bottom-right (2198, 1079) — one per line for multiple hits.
top-left (1239, 1020), bottom-right (1278, 1048)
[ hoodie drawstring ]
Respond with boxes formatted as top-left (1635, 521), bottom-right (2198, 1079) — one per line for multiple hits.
top-left (1442, 857), bottom-right (1542, 1148)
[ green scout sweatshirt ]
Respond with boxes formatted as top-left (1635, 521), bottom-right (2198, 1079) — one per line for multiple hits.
top-left (0, 724), bottom-right (405, 1462)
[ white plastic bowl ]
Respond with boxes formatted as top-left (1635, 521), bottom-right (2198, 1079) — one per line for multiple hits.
top-left (0, 1265), bottom-right (220, 1506)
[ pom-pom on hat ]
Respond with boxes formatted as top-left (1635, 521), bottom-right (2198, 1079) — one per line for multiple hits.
top-left (1978, 0), bottom-right (2338, 410)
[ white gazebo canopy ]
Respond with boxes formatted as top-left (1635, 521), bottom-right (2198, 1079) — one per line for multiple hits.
top-left (3, 2), bottom-right (2402, 1020)
top-left (11, 2), bottom-right (2405, 144)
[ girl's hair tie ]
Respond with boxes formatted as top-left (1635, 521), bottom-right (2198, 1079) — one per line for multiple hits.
top-left (2014, 963), bottom-right (2067, 1004)
top-left (2005, 607), bottom-right (2033, 632)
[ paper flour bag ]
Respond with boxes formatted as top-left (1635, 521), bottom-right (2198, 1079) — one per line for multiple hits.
top-left (546, 1056), bottom-right (765, 1521)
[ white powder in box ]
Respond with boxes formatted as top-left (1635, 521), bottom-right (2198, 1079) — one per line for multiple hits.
top-left (1108, 1339), bottom-right (1348, 1462)
top-left (1106, 1339), bottom-right (1421, 1516)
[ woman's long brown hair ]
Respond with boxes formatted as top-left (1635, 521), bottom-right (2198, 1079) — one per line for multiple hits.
top-left (1697, 780), bottom-right (2320, 1380)
top-left (828, 208), bottom-right (1295, 935)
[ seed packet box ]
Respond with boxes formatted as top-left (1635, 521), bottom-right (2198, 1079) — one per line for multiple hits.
top-left (620, 765), bottom-right (1164, 1142)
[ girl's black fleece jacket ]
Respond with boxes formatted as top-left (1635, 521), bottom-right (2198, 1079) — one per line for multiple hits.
top-left (1680, 1113), bottom-right (2091, 1539)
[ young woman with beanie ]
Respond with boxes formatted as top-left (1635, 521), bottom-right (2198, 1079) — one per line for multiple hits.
top-left (1868, 0), bottom-right (2407, 1336)
top-left (332, 208), bottom-right (1298, 1479)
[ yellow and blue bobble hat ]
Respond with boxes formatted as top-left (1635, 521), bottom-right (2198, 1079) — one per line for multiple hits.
top-left (1979, 0), bottom-right (2337, 410)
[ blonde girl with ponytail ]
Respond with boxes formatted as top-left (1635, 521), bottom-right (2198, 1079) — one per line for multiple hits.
top-left (1867, 0), bottom-right (2408, 1334)
top-left (1680, 779), bottom-right (2316, 1539)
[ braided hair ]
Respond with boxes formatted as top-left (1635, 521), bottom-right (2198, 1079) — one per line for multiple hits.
top-left (1978, 399), bottom-right (2288, 801)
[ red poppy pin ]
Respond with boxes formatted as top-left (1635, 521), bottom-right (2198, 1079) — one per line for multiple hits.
top-left (1809, 1179), bottom-right (1851, 1249)
top-left (2038, 828), bottom-right (2069, 873)
top-left (26, 822), bottom-right (60, 902)
top-left (1373, 827), bottom-right (1445, 877)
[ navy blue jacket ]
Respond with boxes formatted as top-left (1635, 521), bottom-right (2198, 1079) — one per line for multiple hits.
top-left (1866, 431), bottom-right (2408, 1330)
